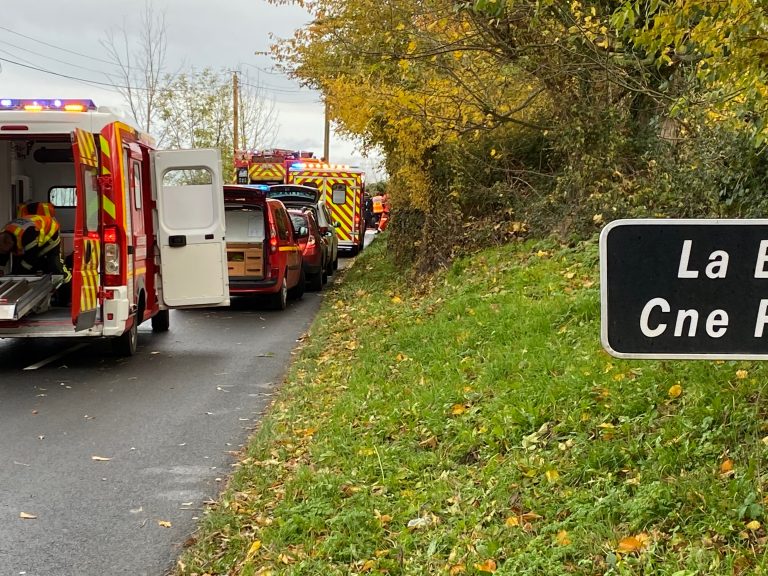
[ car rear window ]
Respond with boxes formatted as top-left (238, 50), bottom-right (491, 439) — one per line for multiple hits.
top-left (290, 213), bottom-right (308, 231)
top-left (225, 207), bottom-right (265, 242)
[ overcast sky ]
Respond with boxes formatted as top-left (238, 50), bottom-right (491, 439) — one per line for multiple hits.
top-left (0, 0), bottom-right (384, 179)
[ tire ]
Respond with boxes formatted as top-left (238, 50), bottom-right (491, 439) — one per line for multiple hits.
top-left (289, 268), bottom-right (305, 300)
top-left (270, 274), bottom-right (288, 310)
top-left (321, 266), bottom-right (329, 285)
top-left (309, 270), bottom-right (323, 291)
top-left (113, 316), bottom-right (138, 356)
top-left (349, 245), bottom-right (359, 257)
top-left (332, 254), bottom-right (339, 271)
top-left (151, 309), bottom-right (170, 333)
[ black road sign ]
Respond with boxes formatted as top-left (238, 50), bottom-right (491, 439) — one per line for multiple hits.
top-left (600, 219), bottom-right (768, 359)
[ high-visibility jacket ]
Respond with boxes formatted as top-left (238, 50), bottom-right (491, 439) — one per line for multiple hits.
top-left (17, 201), bottom-right (56, 218)
top-left (372, 195), bottom-right (384, 214)
top-left (3, 216), bottom-right (63, 275)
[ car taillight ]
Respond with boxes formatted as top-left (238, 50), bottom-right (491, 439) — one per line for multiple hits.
top-left (267, 211), bottom-right (278, 253)
top-left (104, 225), bottom-right (120, 286)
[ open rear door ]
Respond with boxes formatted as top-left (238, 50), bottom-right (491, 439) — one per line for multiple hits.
top-left (152, 149), bottom-right (229, 308)
top-left (71, 128), bottom-right (101, 331)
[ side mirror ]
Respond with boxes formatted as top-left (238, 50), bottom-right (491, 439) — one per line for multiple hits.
top-left (298, 226), bottom-right (309, 238)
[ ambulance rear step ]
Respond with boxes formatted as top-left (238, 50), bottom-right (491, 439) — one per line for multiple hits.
top-left (0, 274), bottom-right (62, 321)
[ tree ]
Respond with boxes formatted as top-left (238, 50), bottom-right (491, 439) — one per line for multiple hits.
top-left (156, 68), bottom-right (279, 181)
top-left (101, 0), bottom-right (168, 137)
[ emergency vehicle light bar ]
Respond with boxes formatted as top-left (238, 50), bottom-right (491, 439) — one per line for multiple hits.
top-left (0, 99), bottom-right (97, 112)
top-left (291, 162), bottom-right (351, 170)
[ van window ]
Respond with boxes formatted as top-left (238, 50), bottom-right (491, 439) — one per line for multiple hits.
top-left (332, 183), bottom-right (347, 204)
top-left (49, 187), bottom-right (77, 207)
top-left (82, 169), bottom-right (99, 232)
top-left (275, 207), bottom-right (290, 241)
top-left (225, 207), bottom-right (265, 242)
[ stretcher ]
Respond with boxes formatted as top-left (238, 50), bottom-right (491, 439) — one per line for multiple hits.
top-left (0, 274), bottom-right (64, 321)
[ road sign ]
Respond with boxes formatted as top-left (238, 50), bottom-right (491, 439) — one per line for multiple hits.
top-left (600, 219), bottom-right (768, 359)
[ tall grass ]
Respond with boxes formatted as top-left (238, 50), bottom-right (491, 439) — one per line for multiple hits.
top-left (178, 236), bottom-right (768, 576)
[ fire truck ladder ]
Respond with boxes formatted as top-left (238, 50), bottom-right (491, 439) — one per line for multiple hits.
top-left (0, 274), bottom-right (62, 321)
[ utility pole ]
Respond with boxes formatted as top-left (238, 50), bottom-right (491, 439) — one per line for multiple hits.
top-left (233, 72), bottom-right (240, 159)
top-left (323, 99), bottom-right (330, 163)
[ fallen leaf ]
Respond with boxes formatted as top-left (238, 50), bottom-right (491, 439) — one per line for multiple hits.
top-left (449, 564), bottom-right (466, 575)
top-left (545, 469), bottom-right (560, 483)
top-left (158, 520), bottom-right (172, 528)
top-left (391, 296), bottom-right (402, 304)
top-left (505, 516), bottom-right (519, 527)
top-left (361, 559), bottom-right (376, 571)
top-left (556, 530), bottom-right (572, 546)
top-left (521, 511), bottom-right (542, 522)
top-left (668, 384), bottom-right (682, 398)
top-left (91, 456), bottom-right (111, 461)
top-left (747, 520), bottom-right (761, 531)
top-left (246, 540), bottom-right (261, 560)
top-left (19, 512), bottom-right (37, 519)
top-left (720, 459), bottom-right (734, 474)
top-left (736, 369), bottom-right (749, 379)
top-left (474, 559), bottom-right (497, 573)
top-left (451, 403), bottom-right (467, 415)
top-left (617, 536), bottom-right (644, 553)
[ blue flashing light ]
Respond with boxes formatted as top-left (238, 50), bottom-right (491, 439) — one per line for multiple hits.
top-left (291, 163), bottom-right (306, 169)
top-left (0, 99), bottom-right (97, 111)
top-left (246, 184), bottom-right (271, 192)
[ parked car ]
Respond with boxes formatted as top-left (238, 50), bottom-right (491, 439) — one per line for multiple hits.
top-left (289, 208), bottom-right (328, 291)
top-left (268, 184), bottom-right (339, 277)
top-left (223, 185), bottom-right (304, 309)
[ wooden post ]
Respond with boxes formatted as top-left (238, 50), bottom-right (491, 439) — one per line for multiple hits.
top-left (323, 100), bottom-right (330, 162)
top-left (233, 72), bottom-right (240, 159)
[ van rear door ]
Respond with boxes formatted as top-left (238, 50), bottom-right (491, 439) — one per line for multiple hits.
top-left (151, 149), bottom-right (229, 308)
top-left (71, 128), bottom-right (101, 331)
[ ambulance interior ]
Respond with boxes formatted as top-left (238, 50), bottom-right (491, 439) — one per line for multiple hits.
top-left (0, 136), bottom-right (79, 318)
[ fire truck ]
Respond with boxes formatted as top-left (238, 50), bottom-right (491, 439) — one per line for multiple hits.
top-left (234, 148), bottom-right (321, 185)
top-left (0, 98), bottom-right (230, 355)
top-left (287, 163), bottom-right (366, 254)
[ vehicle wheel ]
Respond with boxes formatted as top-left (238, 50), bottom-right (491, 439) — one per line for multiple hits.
top-left (113, 316), bottom-right (138, 356)
top-left (349, 245), bottom-right (359, 257)
top-left (151, 309), bottom-right (170, 333)
top-left (309, 270), bottom-right (323, 291)
top-left (321, 266), bottom-right (329, 285)
top-left (333, 255), bottom-right (339, 271)
top-left (271, 274), bottom-right (288, 310)
top-left (289, 268), bottom-right (306, 300)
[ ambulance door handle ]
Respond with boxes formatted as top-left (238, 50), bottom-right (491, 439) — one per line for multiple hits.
top-left (169, 235), bottom-right (186, 248)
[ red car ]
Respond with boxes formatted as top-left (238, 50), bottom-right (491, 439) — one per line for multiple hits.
top-left (289, 208), bottom-right (328, 291)
top-left (224, 185), bottom-right (304, 309)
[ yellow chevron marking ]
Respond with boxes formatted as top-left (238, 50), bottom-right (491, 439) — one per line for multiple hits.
top-left (103, 196), bottom-right (116, 219)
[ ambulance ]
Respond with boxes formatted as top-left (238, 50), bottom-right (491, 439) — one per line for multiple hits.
top-left (0, 98), bottom-right (229, 355)
top-left (287, 163), bottom-right (366, 254)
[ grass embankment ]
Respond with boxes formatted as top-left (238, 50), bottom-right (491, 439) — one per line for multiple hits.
top-left (177, 236), bottom-right (768, 575)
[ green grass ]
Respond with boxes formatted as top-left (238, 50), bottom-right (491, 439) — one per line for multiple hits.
top-left (176, 235), bottom-right (768, 576)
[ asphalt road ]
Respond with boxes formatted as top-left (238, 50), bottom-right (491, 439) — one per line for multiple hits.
top-left (0, 233), bottom-right (375, 576)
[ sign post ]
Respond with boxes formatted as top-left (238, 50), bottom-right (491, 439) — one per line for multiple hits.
top-left (600, 219), bottom-right (768, 359)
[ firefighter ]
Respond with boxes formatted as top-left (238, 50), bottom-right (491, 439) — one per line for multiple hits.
top-left (376, 193), bottom-right (391, 233)
top-left (371, 191), bottom-right (384, 228)
top-left (0, 215), bottom-right (71, 283)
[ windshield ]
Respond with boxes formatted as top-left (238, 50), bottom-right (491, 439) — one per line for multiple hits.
top-left (225, 207), bottom-right (265, 242)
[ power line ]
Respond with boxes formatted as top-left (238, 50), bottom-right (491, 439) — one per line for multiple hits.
top-left (0, 55), bottom-right (128, 89)
top-left (0, 38), bottom-right (118, 78)
top-left (0, 25), bottom-right (123, 69)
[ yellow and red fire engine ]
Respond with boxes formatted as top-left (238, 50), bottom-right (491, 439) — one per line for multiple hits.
top-left (234, 148), bottom-right (321, 185)
top-left (0, 98), bottom-right (229, 355)
top-left (235, 149), bottom-right (366, 254)
top-left (287, 163), bottom-right (366, 254)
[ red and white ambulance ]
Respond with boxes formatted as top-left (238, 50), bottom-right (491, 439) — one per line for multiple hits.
top-left (0, 98), bottom-right (229, 355)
